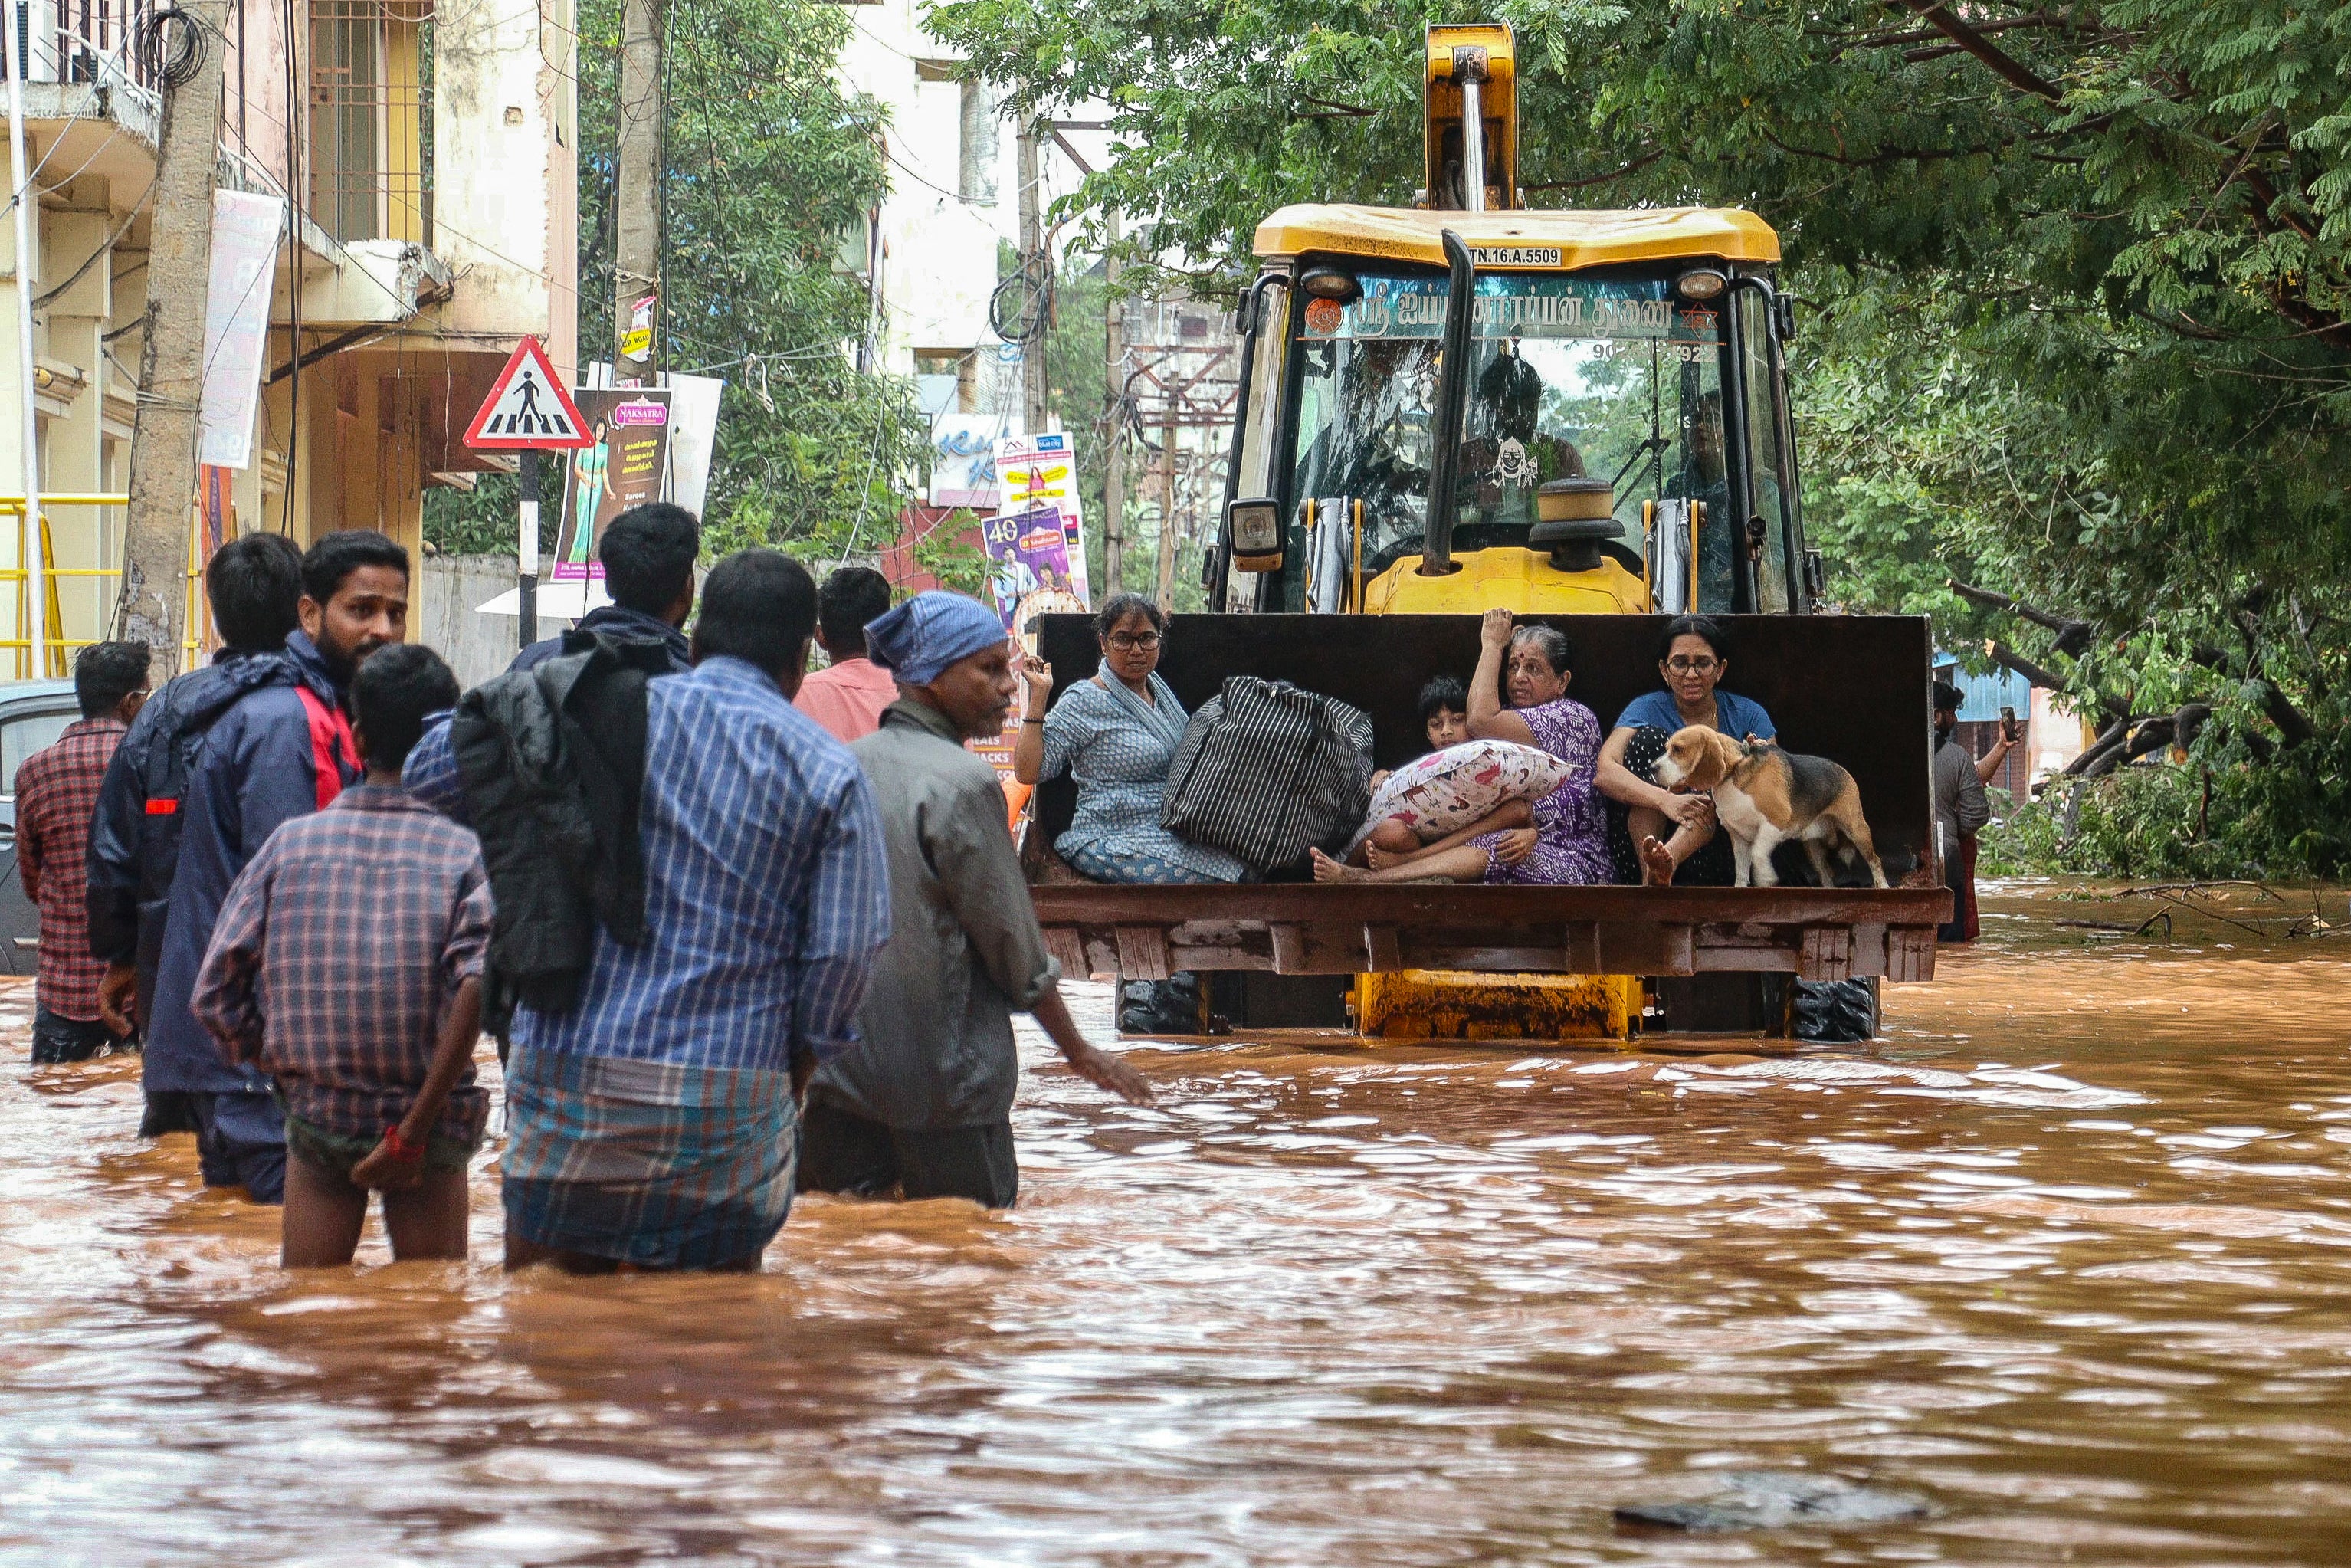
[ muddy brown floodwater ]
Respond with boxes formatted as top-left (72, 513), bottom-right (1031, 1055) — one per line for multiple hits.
top-left (3, 882), bottom-right (2350, 1565)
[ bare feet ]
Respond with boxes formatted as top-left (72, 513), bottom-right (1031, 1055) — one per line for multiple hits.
top-left (1638, 835), bottom-right (1677, 887)
top-left (1365, 841), bottom-right (1408, 871)
top-left (1311, 848), bottom-right (1369, 883)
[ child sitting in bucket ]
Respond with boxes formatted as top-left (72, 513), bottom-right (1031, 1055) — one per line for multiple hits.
top-left (1316, 615), bottom-right (1610, 887)
top-left (1316, 674), bottom-right (1541, 882)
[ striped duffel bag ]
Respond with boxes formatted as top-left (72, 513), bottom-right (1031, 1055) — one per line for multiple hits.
top-left (1160, 675), bottom-right (1376, 874)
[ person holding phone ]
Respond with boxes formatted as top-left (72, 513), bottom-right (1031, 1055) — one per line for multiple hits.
top-left (1932, 681), bottom-right (1994, 943)
top-left (1977, 706), bottom-right (2024, 786)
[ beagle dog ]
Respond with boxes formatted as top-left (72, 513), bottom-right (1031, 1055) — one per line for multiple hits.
top-left (1654, 726), bottom-right (1889, 889)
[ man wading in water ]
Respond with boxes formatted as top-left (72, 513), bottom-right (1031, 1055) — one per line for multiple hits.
top-left (407, 549), bottom-right (892, 1271)
top-left (142, 532), bottom-right (407, 1202)
top-left (799, 592), bottom-right (1154, 1209)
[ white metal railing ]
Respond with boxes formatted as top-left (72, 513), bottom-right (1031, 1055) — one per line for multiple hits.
top-left (18, 0), bottom-right (158, 95)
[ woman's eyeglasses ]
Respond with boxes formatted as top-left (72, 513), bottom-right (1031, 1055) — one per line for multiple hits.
top-left (1107, 631), bottom-right (1162, 651)
top-left (1664, 656), bottom-right (1720, 674)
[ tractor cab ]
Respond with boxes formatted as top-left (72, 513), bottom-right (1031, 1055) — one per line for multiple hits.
top-left (1217, 209), bottom-right (1815, 622)
top-left (1210, 25), bottom-right (1816, 625)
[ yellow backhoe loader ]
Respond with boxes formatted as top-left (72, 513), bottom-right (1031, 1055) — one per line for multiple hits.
top-left (1024, 25), bottom-right (1948, 1043)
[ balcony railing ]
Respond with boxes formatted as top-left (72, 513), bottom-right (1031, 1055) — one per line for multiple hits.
top-left (17, 0), bottom-right (159, 100)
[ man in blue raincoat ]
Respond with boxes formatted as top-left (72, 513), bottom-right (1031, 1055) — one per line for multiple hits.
top-left (87, 533), bottom-right (305, 1133)
top-left (143, 530), bottom-right (411, 1203)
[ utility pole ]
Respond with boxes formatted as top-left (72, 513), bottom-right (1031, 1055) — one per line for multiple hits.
top-left (1015, 116), bottom-right (1048, 437)
top-left (1100, 209), bottom-right (1123, 592)
top-left (612, 0), bottom-right (662, 385)
top-left (589, 0), bottom-right (658, 645)
top-left (1155, 414), bottom-right (1177, 612)
top-left (2, 0), bottom-right (48, 675)
top-left (120, 0), bottom-right (231, 678)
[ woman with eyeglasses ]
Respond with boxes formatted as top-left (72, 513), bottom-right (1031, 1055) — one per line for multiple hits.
top-left (1012, 593), bottom-right (1248, 885)
top-left (1595, 614), bottom-right (1777, 886)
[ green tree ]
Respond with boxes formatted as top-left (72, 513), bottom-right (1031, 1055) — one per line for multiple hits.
top-left (930, 0), bottom-right (2351, 868)
top-left (429, 0), bottom-right (927, 564)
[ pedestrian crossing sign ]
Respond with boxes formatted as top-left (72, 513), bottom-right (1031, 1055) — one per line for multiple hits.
top-left (464, 336), bottom-right (595, 450)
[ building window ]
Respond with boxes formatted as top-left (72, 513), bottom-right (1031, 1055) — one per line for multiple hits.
top-left (310, 0), bottom-right (431, 245)
top-left (913, 349), bottom-right (977, 414)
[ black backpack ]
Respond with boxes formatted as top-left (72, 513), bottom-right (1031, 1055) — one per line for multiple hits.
top-left (90, 652), bottom-right (293, 1028)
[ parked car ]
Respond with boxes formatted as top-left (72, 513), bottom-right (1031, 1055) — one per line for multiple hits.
top-left (0, 680), bottom-right (90, 979)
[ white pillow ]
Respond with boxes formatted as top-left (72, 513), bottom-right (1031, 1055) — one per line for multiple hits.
top-left (1356, 739), bottom-right (1574, 846)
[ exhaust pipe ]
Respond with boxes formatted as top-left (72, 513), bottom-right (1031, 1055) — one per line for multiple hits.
top-left (1418, 229), bottom-right (1476, 577)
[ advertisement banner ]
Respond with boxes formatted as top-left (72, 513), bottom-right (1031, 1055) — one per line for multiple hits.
top-left (932, 413), bottom-right (1015, 508)
top-left (983, 504), bottom-right (1087, 639)
top-left (992, 431), bottom-right (1089, 602)
top-left (553, 389), bottom-right (672, 580)
top-left (198, 191), bottom-right (285, 469)
top-left (664, 372), bottom-right (724, 517)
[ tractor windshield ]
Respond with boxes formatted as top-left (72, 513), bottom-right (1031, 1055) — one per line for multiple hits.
top-left (1287, 265), bottom-right (1777, 609)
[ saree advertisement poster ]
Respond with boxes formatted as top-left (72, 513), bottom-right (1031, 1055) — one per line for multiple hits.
top-left (553, 389), bottom-right (672, 581)
top-left (975, 502), bottom-right (1087, 788)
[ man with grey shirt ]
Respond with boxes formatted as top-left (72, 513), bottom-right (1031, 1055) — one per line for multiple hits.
top-left (1930, 680), bottom-right (1990, 943)
top-left (800, 591), bottom-right (1154, 1208)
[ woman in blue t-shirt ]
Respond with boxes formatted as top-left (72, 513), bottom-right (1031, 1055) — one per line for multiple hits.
top-left (1596, 615), bottom-right (1776, 886)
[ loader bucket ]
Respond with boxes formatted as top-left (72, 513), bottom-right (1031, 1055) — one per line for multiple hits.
top-left (1024, 613), bottom-right (1949, 995)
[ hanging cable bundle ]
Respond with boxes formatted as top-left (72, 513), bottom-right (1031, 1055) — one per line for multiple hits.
top-left (138, 4), bottom-right (208, 88)
top-left (988, 250), bottom-right (1054, 346)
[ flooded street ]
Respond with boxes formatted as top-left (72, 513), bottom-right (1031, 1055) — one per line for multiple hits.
top-left (4, 882), bottom-right (2349, 1565)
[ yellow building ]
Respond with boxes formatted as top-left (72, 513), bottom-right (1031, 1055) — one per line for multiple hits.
top-left (1, 0), bottom-right (578, 671)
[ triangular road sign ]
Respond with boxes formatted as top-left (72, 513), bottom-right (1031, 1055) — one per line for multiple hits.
top-left (464, 336), bottom-right (595, 450)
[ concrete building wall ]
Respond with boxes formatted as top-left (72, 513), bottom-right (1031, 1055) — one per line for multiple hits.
top-left (834, 0), bottom-right (1106, 386)
top-left (432, 0), bottom-right (580, 379)
top-left (418, 553), bottom-right (526, 690)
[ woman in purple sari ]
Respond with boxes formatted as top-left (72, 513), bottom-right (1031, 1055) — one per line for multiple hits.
top-left (1461, 608), bottom-right (1611, 884)
top-left (1311, 608), bottom-right (1609, 887)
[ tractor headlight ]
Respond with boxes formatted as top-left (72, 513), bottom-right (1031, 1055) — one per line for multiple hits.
top-left (1674, 267), bottom-right (1729, 301)
top-left (1298, 264), bottom-right (1362, 303)
top-left (1226, 497), bottom-right (1285, 570)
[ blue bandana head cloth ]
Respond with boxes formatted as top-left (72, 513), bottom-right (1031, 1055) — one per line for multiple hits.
top-left (864, 591), bottom-right (1009, 687)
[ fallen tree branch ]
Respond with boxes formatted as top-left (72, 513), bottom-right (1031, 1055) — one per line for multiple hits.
top-left (1985, 639), bottom-right (2072, 694)
top-left (2189, 644), bottom-right (2316, 747)
top-left (2063, 713), bottom-right (2136, 777)
top-left (1949, 579), bottom-right (2094, 654)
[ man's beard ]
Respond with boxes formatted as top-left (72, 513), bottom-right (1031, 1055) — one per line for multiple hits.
top-left (320, 635), bottom-right (386, 682)
top-left (963, 700), bottom-right (1012, 742)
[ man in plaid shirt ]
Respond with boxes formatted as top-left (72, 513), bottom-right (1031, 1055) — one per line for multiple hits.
top-left (17, 642), bottom-right (149, 1063)
top-left (193, 646), bottom-right (491, 1267)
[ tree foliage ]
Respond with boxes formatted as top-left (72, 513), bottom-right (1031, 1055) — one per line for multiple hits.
top-left (931, 0), bottom-right (2351, 869)
top-left (428, 0), bottom-right (926, 562)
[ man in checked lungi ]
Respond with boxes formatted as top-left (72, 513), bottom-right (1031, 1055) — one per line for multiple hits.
top-left (409, 549), bottom-right (892, 1271)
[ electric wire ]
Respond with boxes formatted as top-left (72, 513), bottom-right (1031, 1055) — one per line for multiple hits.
top-left (136, 3), bottom-right (208, 87)
top-left (32, 172), bottom-right (155, 308)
